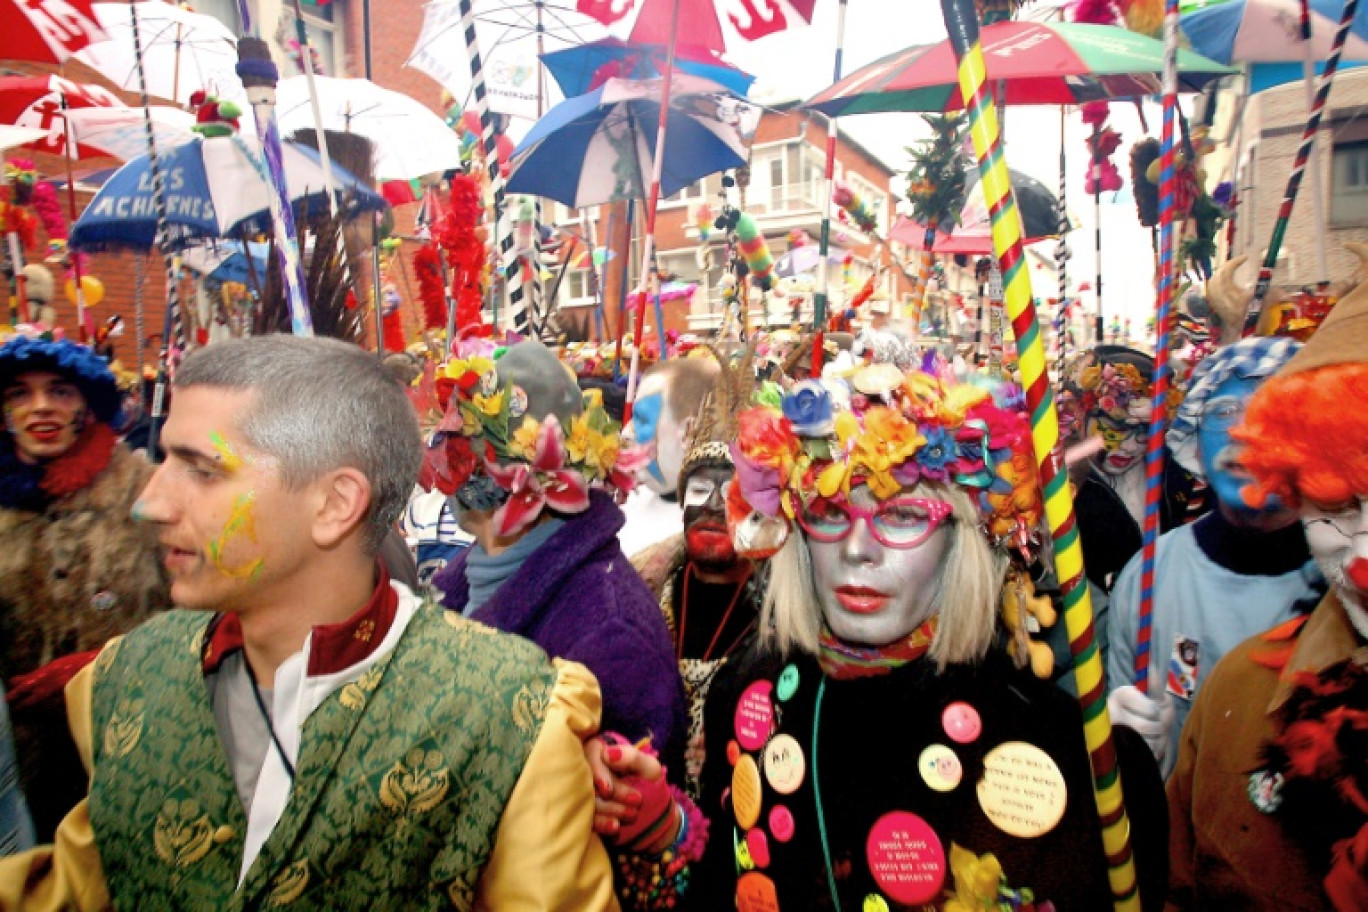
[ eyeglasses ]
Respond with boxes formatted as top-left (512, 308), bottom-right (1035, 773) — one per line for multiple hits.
top-left (797, 496), bottom-right (953, 549)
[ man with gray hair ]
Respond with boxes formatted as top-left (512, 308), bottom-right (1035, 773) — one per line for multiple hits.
top-left (0, 336), bottom-right (618, 910)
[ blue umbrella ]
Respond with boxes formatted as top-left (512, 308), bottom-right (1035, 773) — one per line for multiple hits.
top-left (1179, 0), bottom-right (1368, 63)
top-left (541, 37), bottom-right (754, 98)
top-left (70, 134), bottom-right (386, 251)
top-left (181, 241), bottom-right (271, 284)
top-left (507, 74), bottom-right (755, 209)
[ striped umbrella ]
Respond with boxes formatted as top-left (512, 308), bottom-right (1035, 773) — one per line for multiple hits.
top-left (806, 21), bottom-right (1234, 115)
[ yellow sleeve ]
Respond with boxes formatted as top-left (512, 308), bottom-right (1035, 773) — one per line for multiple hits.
top-left (0, 658), bottom-right (109, 912)
top-left (474, 660), bottom-right (620, 912)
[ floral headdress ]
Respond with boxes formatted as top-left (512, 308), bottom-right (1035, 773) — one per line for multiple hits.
top-left (1064, 346), bottom-right (1154, 427)
top-left (729, 360), bottom-right (1042, 556)
top-left (420, 339), bottom-right (647, 537)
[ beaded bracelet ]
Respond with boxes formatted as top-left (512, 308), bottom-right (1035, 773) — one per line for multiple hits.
top-left (613, 788), bottom-right (709, 911)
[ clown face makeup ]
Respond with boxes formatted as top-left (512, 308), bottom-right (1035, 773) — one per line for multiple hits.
top-left (682, 464), bottom-right (737, 571)
top-left (1302, 497), bottom-right (1368, 614)
top-left (806, 483), bottom-right (953, 647)
top-left (3, 371), bottom-right (89, 464)
top-left (1197, 374), bottom-right (1295, 526)
top-left (628, 372), bottom-right (688, 496)
top-left (1091, 413), bottom-right (1147, 476)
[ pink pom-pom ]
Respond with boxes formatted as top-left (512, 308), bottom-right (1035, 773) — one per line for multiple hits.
top-left (30, 181), bottom-right (67, 242)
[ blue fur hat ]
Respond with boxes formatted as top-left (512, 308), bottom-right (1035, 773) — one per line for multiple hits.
top-left (0, 335), bottom-right (123, 427)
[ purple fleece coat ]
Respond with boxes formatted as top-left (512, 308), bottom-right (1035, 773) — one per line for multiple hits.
top-left (432, 490), bottom-right (687, 768)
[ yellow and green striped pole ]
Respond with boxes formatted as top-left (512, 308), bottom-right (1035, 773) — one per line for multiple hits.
top-left (939, 0), bottom-right (1140, 907)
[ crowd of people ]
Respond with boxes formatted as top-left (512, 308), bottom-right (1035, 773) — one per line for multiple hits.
top-left (0, 269), bottom-right (1362, 911)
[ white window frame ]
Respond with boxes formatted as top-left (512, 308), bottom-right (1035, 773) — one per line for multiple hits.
top-left (281, 0), bottom-right (347, 78)
top-left (659, 179), bottom-right (707, 209)
top-left (1331, 140), bottom-right (1368, 226)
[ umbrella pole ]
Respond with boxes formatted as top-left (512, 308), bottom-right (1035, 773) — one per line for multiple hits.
top-left (1055, 107), bottom-right (1071, 377)
top-left (1135, 0), bottom-right (1183, 689)
top-left (587, 208), bottom-right (607, 344)
top-left (939, 0), bottom-right (1140, 908)
top-left (623, 0), bottom-right (684, 422)
top-left (289, 0), bottom-right (338, 209)
top-left (58, 93), bottom-right (90, 343)
top-left (613, 199), bottom-right (635, 379)
top-left (127, 0), bottom-right (182, 461)
top-left (812, 0), bottom-right (850, 373)
top-left (1247, 0), bottom-right (1359, 332)
top-left (457, 0), bottom-right (519, 336)
top-left (1092, 122), bottom-right (1104, 347)
top-left (1300, 0), bottom-right (1331, 285)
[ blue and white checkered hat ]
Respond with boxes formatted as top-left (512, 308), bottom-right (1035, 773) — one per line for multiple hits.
top-left (1167, 336), bottom-right (1302, 477)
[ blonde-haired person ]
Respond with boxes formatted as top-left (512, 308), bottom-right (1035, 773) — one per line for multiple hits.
top-left (589, 364), bottom-right (1168, 911)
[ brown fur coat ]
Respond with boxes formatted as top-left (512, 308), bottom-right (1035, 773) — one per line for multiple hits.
top-left (0, 442), bottom-right (170, 840)
top-left (0, 442), bottom-right (169, 680)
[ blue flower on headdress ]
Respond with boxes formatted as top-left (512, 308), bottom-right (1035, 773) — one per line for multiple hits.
top-left (916, 425), bottom-right (956, 481)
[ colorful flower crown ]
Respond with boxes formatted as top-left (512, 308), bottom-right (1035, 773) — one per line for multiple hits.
top-left (422, 343), bottom-right (646, 536)
top-left (1075, 360), bottom-right (1152, 425)
top-left (730, 362), bottom-right (1042, 553)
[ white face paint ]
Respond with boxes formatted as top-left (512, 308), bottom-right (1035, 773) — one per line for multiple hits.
top-left (683, 474), bottom-right (718, 508)
top-left (1301, 497), bottom-right (1368, 629)
top-left (627, 372), bottom-right (688, 497)
top-left (806, 484), bottom-right (953, 647)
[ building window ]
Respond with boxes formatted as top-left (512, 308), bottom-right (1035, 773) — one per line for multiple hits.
top-left (282, 0), bottom-right (345, 77)
top-left (1332, 141), bottom-right (1368, 226)
top-left (662, 179), bottom-right (706, 207)
top-left (192, 0), bottom-right (241, 31)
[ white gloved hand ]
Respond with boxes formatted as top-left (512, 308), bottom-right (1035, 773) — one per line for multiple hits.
top-left (1107, 685), bottom-right (1177, 767)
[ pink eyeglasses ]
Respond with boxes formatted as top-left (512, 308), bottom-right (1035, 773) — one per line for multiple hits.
top-left (797, 496), bottom-right (954, 549)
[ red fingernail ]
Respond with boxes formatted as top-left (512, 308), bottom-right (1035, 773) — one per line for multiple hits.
top-left (624, 790), bottom-right (643, 807)
top-left (605, 746), bottom-right (622, 763)
top-left (595, 777), bottom-right (611, 797)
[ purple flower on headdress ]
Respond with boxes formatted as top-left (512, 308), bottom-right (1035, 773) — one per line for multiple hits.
top-left (730, 446), bottom-right (784, 518)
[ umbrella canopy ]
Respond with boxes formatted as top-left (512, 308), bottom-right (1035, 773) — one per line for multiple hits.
top-left (506, 73), bottom-right (755, 207)
top-left (541, 36), bottom-right (754, 96)
top-left (181, 240), bottom-right (271, 284)
top-left (580, 0), bottom-right (817, 56)
top-left (274, 76), bottom-right (467, 181)
top-left (891, 167), bottom-right (1061, 253)
top-left (1, 0), bottom-right (106, 64)
top-left (1180, 0), bottom-right (1368, 63)
top-left (70, 135), bottom-right (387, 250)
top-left (806, 21), bottom-right (1235, 115)
top-left (0, 125), bottom-right (49, 150)
top-left (775, 243), bottom-right (848, 276)
top-left (77, 0), bottom-right (244, 107)
top-left (0, 76), bottom-right (124, 159)
top-left (53, 106), bottom-right (196, 161)
top-left (406, 0), bottom-right (608, 125)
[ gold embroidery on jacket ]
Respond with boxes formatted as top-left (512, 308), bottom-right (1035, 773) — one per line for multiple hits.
top-left (379, 748), bottom-right (450, 817)
top-left (153, 799), bottom-right (214, 867)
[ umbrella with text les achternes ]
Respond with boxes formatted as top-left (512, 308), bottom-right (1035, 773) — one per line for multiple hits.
top-left (2, 0), bottom-right (107, 64)
top-left (70, 134), bottom-right (387, 251)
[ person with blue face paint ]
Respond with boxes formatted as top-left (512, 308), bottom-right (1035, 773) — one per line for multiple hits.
top-left (1105, 336), bottom-right (1326, 777)
top-left (619, 357), bottom-right (721, 557)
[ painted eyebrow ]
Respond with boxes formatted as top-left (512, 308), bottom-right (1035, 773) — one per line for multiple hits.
top-left (165, 444), bottom-right (221, 468)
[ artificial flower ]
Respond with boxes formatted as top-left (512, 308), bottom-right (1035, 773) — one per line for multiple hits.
top-left (508, 415), bottom-right (541, 461)
top-left (916, 425), bottom-right (957, 480)
top-left (781, 380), bottom-right (835, 436)
top-left (484, 416), bottom-right (590, 536)
top-left (732, 447), bottom-right (786, 518)
top-left (473, 389), bottom-right (504, 418)
top-left (735, 408), bottom-right (801, 477)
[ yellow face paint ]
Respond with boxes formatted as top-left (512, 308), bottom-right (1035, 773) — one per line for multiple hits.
top-left (209, 431), bottom-right (243, 473)
top-left (207, 491), bottom-right (264, 579)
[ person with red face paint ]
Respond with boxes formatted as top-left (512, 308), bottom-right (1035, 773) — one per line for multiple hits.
top-left (0, 333), bottom-right (169, 842)
top-left (630, 349), bottom-right (765, 800)
top-left (1167, 277), bottom-right (1368, 911)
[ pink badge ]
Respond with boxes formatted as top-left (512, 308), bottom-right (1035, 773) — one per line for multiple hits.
top-left (734, 680), bottom-right (775, 751)
top-left (865, 811), bottom-right (946, 905)
top-left (942, 702), bottom-right (982, 744)
top-left (769, 805), bottom-right (795, 842)
top-left (746, 827), bottom-right (772, 869)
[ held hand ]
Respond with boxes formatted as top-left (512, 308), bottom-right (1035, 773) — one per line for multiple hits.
top-left (584, 735), bottom-right (675, 851)
top-left (1107, 685), bottom-right (1176, 766)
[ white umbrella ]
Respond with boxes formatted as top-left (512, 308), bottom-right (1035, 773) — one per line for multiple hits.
top-left (275, 75), bottom-right (467, 180)
top-left (77, 0), bottom-right (245, 108)
top-left (57, 106), bottom-right (197, 161)
top-left (0, 124), bottom-right (49, 150)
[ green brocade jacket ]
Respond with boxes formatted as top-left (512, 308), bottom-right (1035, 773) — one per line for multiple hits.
top-left (71, 603), bottom-right (589, 911)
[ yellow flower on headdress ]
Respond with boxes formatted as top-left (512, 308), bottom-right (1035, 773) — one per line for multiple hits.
top-left (565, 411), bottom-right (619, 476)
top-left (839, 407), bottom-right (926, 501)
top-left (944, 843), bottom-right (1004, 912)
top-left (1078, 364), bottom-right (1102, 391)
top-left (440, 356), bottom-right (495, 383)
top-left (473, 389), bottom-right (504, 418)
top-left (509, 415), bottom-right (540, 461)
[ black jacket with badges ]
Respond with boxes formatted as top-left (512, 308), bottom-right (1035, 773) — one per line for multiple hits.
top-left (684, 645), bottom-right (1167, 911)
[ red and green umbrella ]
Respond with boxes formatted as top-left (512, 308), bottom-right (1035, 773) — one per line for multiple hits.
top-left (806, 21), bottom-right (1234, 115)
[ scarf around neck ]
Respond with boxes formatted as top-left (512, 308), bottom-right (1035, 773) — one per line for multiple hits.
top-left (818, 617), bottom-right (939, 680)
top-left (0, 422), bottom-right (118, 511)
top-left (463, 516), bottom-right (565, 615)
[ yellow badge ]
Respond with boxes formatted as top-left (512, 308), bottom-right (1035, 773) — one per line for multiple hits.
top-left (976, 741), bottom-right (1067, 838)
top-left (732, 753), bottom-right (763, 830)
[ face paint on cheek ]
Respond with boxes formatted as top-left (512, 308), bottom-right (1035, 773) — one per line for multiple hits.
top-left (131, 499), bottom-right (151, 522)
top-left (207, 491), bottom-right (265, 579)
top-left (209, 431), bottom-right (243, 473)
